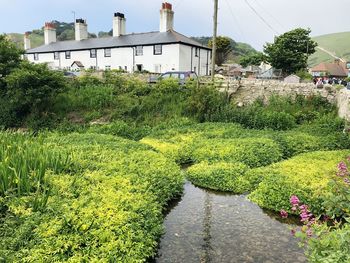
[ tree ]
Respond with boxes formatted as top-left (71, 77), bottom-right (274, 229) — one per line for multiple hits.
top-left (239, 52), bottom-right (267, 68)
top-left (5, 61), bottom-right (66, 126)
top-left (0, 35), bottom-right (23, 90)
top-left (263, 28), bottom-right (317, 75)
top-left (208, 36), bottom-right (235, 65)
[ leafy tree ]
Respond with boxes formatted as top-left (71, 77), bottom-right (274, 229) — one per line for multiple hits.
top-left (208, 36), bottom-right (236, 65)
top-left (0, 35), bottom-right (23, 90)
top-left (239, 52), bottom-right (267, 68)
top-left (263, 28), bottom-right (317, 75)
top-left (5, 61), bottom-right (66, 126)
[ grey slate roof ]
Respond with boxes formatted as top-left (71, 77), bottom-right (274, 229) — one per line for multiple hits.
top-left (26, 30), bottom-right (211, 54)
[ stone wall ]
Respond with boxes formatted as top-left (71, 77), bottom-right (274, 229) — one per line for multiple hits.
top-left (220, 79), bottom-right (350, 121)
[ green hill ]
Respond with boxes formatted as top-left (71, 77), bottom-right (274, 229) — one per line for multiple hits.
top-left (7, 21), bottom-right (98, 49)
top-left (308, 31), bottom-right (350, 67)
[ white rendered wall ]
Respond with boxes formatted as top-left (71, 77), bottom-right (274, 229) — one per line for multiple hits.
top-left (179, 45), bottom-right (211, 75)
top-left (26, 43), bottom-right (209, 74)
top-left (134, 44), bottom-right (179, 73)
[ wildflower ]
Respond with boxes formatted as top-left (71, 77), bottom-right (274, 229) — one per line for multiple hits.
top-left (306, 228), bottom-right (313, 237)
top-left (344, 178), bottom-right (350, 185)
top-left (290, 228), bottom-right (296, 236)
top-left (290, 195), bottom-right (300, 206)
top-left (337, 161), bottom-right (348, 177)
top-left (280, 209), bottom-right (288, 219)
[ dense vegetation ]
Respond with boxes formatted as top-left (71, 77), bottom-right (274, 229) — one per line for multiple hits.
top-left (1, 34), bottom-right (350, 262)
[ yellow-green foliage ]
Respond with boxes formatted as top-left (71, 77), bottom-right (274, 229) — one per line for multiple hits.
top-left (0, 132), bottom-right (183, 262)
top-left (187, 162), bottom-right (249, 193)
top-left (191, 138), bottom-right (282, 167)
top-left (248, 150), bottom-right (350, 214)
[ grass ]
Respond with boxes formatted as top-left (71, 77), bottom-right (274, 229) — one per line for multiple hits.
top-left (309, 31), bottom-right (350, 67)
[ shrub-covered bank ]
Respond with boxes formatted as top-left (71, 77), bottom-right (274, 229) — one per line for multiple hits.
top-left (0, 132), bottom-right (183, 262)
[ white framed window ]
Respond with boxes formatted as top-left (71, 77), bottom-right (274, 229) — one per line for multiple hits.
top-left (34, 53), bottom-right (39, 60)
top-left (195, 48), bottom-right (199, 57)
top-left (54, 52), bottom-right (59, 60)
top-left (105, 65), bottom-right (111, 70)
top-left (135, 46), bottom-right (143, 56)
top-left (154, 45), bottom-right (162, 55)
top-left (90, 49), bottom-right (96, 58)
top-left (65, 51), bottom-right (71, 59)
top-left (104, 48), bottom-right (111, 57)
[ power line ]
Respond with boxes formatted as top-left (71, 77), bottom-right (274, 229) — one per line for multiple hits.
top-left (243, 0), bottom-right (279, 35)
top-left (224, 0), bottom-right (247, 43)
top-left (250, 0), bottom-right (286, 32)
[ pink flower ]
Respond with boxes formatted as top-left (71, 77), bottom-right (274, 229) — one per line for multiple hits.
top-left (280, 209), bottom-right (288, 219)
top-left (290, 228), bottom-right (296, 236)
top-left (290, 195), bottom-right (300, 206)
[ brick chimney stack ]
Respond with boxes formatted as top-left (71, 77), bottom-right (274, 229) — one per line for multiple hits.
top-left (160, 2), bottom-right (174, 32)
top-left (75, 18), bottom-right (88, 41)
top-left (44, 22), bottom-right (56, 45)
top-left (113, 12), bottom-right (126, 37)
top-left (24, 31), bottom-right (31, 50)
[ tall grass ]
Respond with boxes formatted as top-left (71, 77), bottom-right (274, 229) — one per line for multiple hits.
top-left (0, 132), bottom-right (70, 198)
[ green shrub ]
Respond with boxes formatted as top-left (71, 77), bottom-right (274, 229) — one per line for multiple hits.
top-left (306, 224), bottom-right (350, 263)
top-left (4, 61), bottom-right (66, 128)
top-left (187, 162), bottom-right (249, 193)
top-left (88, 120), bottom-right (152, 140)
top-left (0, 132), bottom-right (183, 262)
top-left (248, 150), bottom-right (350, 215)
top-left (191, 137), bottom-right (283, 167)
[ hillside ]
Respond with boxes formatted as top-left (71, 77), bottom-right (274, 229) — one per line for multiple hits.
top-left (308, 31), bottom-right (350, 67)
top-left (7, 21), bottom-right (97, 49)
top-left (191, 36), bottom-right (257, 63)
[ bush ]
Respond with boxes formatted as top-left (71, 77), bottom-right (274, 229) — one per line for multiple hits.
top-left (191, 137), bottom-right (283, 167)
top-left (0, 132), bottom-right (184, 261)
top-left (187, 162), bottom-right (249, 193)
top-left (4, 62), bottom-right (66, 128)
top-left (248, 150), bottom-right (350, 215)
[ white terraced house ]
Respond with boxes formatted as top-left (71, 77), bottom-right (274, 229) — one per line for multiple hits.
top-left (24, 2), bottom-right (212, 76)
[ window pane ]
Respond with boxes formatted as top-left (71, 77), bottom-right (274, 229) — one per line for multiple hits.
top-left (179, 73), bottom-right (185, 80)
top-left (154, 45), bottom-right (162, 55)
top-left (136, 46), bottom-right (143, 56)
top-left (104, 48), bottom-right (111, 57)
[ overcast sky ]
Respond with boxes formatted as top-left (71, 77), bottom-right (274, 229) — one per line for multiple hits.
top-left (1, 0), bottom-right (349, 50)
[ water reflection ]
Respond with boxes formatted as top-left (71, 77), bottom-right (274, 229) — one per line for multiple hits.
top-left (154, 181), bottom-right (306, 263)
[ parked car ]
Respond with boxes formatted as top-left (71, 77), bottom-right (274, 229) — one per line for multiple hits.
top-left (149, 71), bottom-right (198, 85)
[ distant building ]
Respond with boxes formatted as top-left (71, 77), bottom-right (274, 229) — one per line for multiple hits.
top-left (24, 2), bottom-right (211, 75)
top-left (310, 59), bottom-right (348, 78)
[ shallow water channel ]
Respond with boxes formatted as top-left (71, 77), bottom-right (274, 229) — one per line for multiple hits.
top-left (154, 181), bottom-right (306, 263)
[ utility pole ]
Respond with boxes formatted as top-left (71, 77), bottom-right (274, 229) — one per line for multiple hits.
top-left (211, 0), bottom-right (218, 82)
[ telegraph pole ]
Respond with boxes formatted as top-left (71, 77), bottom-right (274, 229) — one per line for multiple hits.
top-left (211, 0), bottom-right (218, 82)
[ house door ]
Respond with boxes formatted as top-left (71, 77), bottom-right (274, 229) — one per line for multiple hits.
top-left (136, 64), bottom-right (143, 72)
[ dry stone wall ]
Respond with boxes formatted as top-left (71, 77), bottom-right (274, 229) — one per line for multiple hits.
top-left (222, 79), bottom-right (350, 121)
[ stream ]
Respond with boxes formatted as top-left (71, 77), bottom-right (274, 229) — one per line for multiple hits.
top-left (154, 181), bottom-right (306, 263)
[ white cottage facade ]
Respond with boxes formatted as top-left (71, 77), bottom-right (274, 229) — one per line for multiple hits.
top-left (25, 2), bottom-right (211, 76)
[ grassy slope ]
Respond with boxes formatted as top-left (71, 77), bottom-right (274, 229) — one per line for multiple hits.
top-left (308, 31), bottom-right (350, 67)
top-left (7, 33), bottom-right (44, 49)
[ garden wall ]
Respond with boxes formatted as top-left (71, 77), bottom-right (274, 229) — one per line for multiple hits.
top-left (224, 79), bottom-right (350, 121)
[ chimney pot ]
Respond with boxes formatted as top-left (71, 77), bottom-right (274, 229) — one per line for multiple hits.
top-left (44, 22), bottom-right (56, 44)
top-left (75, 18), bottom-right (88, 41)
top-left (160, 2), bottom-right (174, 32)
top-left (113, 12), bottom-right (126, 37)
